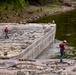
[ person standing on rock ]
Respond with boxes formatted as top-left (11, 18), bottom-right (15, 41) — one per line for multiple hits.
top-left (59, 40), bottom-right (67, 63)
top-left (4, 27), bottom-right (9, 39)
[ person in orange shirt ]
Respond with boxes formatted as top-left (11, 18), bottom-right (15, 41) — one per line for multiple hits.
top-left (59, 40), bottom-right (67, 63)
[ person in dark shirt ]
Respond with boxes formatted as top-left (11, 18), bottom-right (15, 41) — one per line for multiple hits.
top-left (59, 40), bottom-right (67, 63)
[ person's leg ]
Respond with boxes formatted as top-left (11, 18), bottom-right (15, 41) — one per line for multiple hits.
top-left (5, 33), bottom-right (7, 38)
top-left (60, 50), bottom-right (64, 63)
top-left (62, 51), bottom-right (65, 59)
top-left (7, 33), bottom-right (9, 38)
top-left (60, 50), bottom-right (66, 63)
top-left (5, 33), bottom-right (9, 39)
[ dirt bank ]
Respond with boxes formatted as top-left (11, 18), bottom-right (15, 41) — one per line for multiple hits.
top-left (22, 6), bottom-right (74, 23)
top-left (0, 5), bottom-right (75, 23)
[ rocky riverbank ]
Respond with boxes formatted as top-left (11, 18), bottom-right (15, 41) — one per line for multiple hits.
top-left (20, 6), bottom-right (75, 24)
top-left (0, 5), bottom-right (75, 23)
top-left (0, 23), bottom-right (50, 57)
top-left (0, 59), bottom-right (76, 75)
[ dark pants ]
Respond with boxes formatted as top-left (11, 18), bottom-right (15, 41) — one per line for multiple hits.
top-left (5, 32), bottom-right (9, 39)
top-left (60, 50), bottom-right (65, 59)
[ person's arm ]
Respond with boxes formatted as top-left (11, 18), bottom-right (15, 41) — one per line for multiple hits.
top-left (64, 45), bottom-right (66, 50)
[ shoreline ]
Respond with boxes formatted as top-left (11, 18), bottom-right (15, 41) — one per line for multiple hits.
top-left (20, 6), bottom-right (75, 23)
top-left (0, 5), bottom-right (75, 23)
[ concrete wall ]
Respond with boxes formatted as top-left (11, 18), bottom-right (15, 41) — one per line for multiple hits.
top-left (10, 23), bottom-right (56, 59)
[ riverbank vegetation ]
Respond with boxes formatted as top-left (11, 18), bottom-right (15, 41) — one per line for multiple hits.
top-left (0, 0), bottom-right (28, 11)
top-left (0, 0), bottom-right (62, 12)
top-left (0, 0), bottom-right (75, 23)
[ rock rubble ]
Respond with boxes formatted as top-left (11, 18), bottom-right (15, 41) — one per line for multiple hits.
top-left (0, 23), bottom-right (51, 57)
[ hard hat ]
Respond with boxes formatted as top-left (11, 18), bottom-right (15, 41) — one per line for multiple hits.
top-left (63, 40), bottom-right (67, 43)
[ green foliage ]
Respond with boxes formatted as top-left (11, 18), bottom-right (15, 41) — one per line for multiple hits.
top-left (25, 0), bottom-right (30, 5)
top-left (0, 0), bottom-right (27, 11)
top-left (0, 0), bottom-right (60, 11)
top-left (18, 0), bottom-right (25, 7)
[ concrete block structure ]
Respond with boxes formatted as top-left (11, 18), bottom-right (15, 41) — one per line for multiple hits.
top-left (0, 23), bottom-right (56, 59)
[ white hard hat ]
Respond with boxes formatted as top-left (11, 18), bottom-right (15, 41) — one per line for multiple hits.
top-left (63, 40), bottom-right (67, 43)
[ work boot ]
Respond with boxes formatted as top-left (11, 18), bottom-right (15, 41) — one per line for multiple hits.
top-left (60, 59), bottom-right (63, 63)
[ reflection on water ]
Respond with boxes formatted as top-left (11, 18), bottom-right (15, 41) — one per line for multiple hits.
top-left (34, 9), bottom-right (76, 58)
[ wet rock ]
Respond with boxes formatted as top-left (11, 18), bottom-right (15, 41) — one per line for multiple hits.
top-left (73, 57), bottom-right (76, 60)
top-left (10, 46), bottom-right (16, 51)
top-left (21, 45), bottom-right (28, 49)
top-left (27, 11), bottom-right (33, 14)
top-left (57, 71), bottom-right (62, 75)
top-left (72, 68), bottom-right (76, 72)
top-left (17, 71), bottom-right (25, 75)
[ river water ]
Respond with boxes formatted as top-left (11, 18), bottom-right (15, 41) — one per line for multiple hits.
top-left (34, 9), bottom-right (76, 59)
